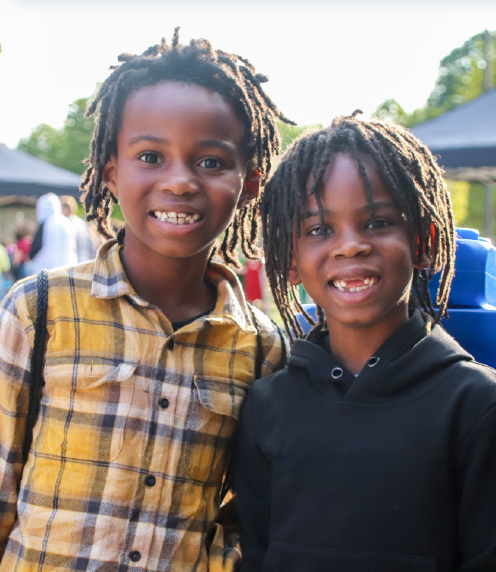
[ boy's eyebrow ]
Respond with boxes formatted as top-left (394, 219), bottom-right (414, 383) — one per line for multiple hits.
top-left (303, 201), bottom-right (398, 219)
top-left (198, 139), bottom-right (237, 153)
top-left (128, 135), bottom-right (169, 145)
top-left (127, 135), bottom-right (236, 153)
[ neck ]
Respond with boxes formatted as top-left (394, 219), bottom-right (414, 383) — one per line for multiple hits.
top-left (119, 240), bottom-right (217, 324)
top-left (325, 308), bottom-right (409, 375)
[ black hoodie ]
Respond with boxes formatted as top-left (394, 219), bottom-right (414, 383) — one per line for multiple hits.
top-left (235, 311), bottom-right (496, 572)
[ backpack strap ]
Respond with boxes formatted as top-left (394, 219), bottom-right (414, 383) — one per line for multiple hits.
top-left (247, 303), bottom-right (264, 380)
top-left (22, 269), bottom-right (49, 466)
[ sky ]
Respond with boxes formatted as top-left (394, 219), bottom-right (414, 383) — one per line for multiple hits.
top-left (1, 0), bottom-right (496, 148)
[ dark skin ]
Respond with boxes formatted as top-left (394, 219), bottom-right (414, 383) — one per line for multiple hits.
top-left (103, 81), bottom-right (260, 322)
top-left (289, 154), bottom-right (431, 374)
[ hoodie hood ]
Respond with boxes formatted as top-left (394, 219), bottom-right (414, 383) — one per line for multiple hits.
top-left (288, 310), bottom-right (473, 403)
top-left (36, 192), bottom-right (62, 223)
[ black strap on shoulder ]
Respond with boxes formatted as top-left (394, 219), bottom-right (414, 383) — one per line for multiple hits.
top-left (247, 303), bottom-right (264, 380)
top-left (22, 269), bottom-right (49, 466)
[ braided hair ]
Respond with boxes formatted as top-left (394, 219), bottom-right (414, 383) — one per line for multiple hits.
top-left (81, 28), bottom-right (294, 268)
top-left (262, 112), bottom-right (456, 340)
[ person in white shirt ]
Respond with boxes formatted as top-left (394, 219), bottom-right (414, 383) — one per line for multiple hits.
top-left (30, 193), bottom-right (77, 273)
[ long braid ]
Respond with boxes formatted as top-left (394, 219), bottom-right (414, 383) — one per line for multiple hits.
top-left (262, 114), bottom-right (456, 339)
top-left (81, 30), bottom-right (294, 269)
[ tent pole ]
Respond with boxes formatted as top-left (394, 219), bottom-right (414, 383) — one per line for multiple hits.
top-left (484, 183), bottom-right (495, 242)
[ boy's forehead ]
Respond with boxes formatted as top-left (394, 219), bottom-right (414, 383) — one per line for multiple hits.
top-left (303, 153), bottom-right (395, 208)
top-left (119, 81), bottom-right (245, 146)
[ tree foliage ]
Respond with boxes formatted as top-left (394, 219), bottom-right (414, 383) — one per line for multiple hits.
top-left (374, 30), bottom-right (496, 127)
top-left (277, 121), bottom-right (322, 152)
top-left (18, 97), bottom-right (95, 175)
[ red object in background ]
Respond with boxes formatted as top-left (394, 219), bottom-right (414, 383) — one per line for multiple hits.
top-left (244, 260), bottom-right (263, 303)
top-left (17, 237), bottom-right (32, 263)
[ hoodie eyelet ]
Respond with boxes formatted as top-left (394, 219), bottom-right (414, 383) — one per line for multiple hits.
top-left (331, 367), bottom-right (343, 379)
top-left (367, 357), bottom-right (380, 367)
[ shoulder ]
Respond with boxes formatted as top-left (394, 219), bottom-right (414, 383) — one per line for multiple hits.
top-left (244, 367), bottom-right (291, 411)
top-left (450, 359), bottom-right (496, 406)
top-left (248, 305), bottom-right (289, 375)
top-left (248, 304), bottom-right (284, 338)
top-left (3, 260), bottom-right (97, 334)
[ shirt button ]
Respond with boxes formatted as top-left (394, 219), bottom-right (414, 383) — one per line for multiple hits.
top-left (168, 338), bottom-right (175, 350)
top-left (129, 551), bottom-right (141, 562)
top-left (145, 474), bottom-right (156, 487)
top-left (159, 397), bottom-right (169, 409)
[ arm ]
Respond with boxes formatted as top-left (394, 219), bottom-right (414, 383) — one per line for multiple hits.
top-left (234, 389), bottom-right (272, 572)
top-left (0, 289), bottom-right (33, 558)
top-left (456, 402), bottom-right (496, 572)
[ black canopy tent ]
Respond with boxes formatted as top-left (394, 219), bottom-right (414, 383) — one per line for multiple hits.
top-left (412, 88), bottom-right (496, 238)
top-left (0, 144), bottom-right (81, 199)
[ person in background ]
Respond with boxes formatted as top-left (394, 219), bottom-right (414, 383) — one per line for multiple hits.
top-left (12, 225), bottom-right (34, 280)
top-left (30, 193), bottom-right (77, 273)
top-left (0, 239), bottom-right (11, 299)
top-left (60, 195), bottom-right (98, 262)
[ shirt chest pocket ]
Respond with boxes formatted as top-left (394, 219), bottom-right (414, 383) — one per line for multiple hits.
top-left (182, 375), bottom-right (249, 484)
top-left (42, 355), bottom-right (138, 463)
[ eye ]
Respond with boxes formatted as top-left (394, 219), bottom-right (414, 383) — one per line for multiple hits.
top-left (139, 152), bottom-right (162, 164)
top-left (199, 158), bottom-right (223, 170)
top-left (307, 225), bottom-right (331, 238)
top-left (366, 218), bottom-right (391, 230)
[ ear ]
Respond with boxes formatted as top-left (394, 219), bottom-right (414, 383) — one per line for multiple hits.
top-left (414, 222), bottom-right (435, 270)
top-left (237, 169), bottom-right (261, 209)
top-left (287, 252), bottom-right (302, 286)
top-left (414, 251), bottom-right (432, 271)
top-left (102, 156), bottom-right (119, 200)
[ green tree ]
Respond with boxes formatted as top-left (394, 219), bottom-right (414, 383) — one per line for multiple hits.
top-left (18, 97), bottom-right (95, 175)
top-left (374, 30), bottom-right (496, 128)
top-left (277, 121), bottom-right (322, 152)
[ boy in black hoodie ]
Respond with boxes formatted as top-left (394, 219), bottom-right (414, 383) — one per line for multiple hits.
top-left (234, 114), bottom-right (496, 572)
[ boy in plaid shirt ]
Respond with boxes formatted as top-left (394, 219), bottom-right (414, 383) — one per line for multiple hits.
top-left (0, 31), bottom-right (289, 572)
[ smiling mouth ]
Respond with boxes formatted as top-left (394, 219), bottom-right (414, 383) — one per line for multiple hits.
top-left (330, 276), bottom-right (380, 292)
top-left (150, 210), bottom-right (203, 225)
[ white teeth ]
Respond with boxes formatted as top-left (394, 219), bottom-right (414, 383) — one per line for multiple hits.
top-left (332, 276), bottom-right (378, 292)
top-left (153, 211), bottom-right (201, 225)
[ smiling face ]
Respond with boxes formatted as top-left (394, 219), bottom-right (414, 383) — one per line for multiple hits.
top-left (103, 81), bottom-right (258, 266)
top-left (289, 153), bottom-right (430, 336)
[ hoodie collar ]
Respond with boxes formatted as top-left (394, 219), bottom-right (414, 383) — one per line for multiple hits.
top-left (289, 311), bottom-right (473, 403)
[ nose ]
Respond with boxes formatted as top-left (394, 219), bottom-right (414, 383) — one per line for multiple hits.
top-left (333, 227), bottom-right (372, 258)
top-left (160, 161), bottom-right (200, 196)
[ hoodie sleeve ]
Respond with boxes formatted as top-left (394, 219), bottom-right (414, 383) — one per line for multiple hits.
top-left (234, 388), bottom-right (272, 572)
top-left (456, 401), bottom-right (496, 572)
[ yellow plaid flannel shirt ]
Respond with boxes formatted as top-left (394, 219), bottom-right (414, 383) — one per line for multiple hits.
top-left (0, 240), bottom-right (286, 572)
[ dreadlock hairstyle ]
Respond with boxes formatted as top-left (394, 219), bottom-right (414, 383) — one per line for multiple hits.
top-left (81, 27), bottom-right (294, 269)
top-left (262, 111), bottom-right (456, 341)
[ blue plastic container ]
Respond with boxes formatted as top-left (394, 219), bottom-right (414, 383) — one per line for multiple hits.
top-left (297, 228), bottom-right (496, 369)
top-left (429, 228), bottom-right (496, 308)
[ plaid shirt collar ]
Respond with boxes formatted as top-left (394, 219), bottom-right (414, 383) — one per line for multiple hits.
top-left (91, 239), bottom-right (256, 334)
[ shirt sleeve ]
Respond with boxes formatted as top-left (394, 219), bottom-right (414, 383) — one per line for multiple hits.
top-left (0, 288), bottom-right (33, 558)
top-left (456, 402), bottom-right (496, 572)
top-left (234, 388), bottom-right (272, 572)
